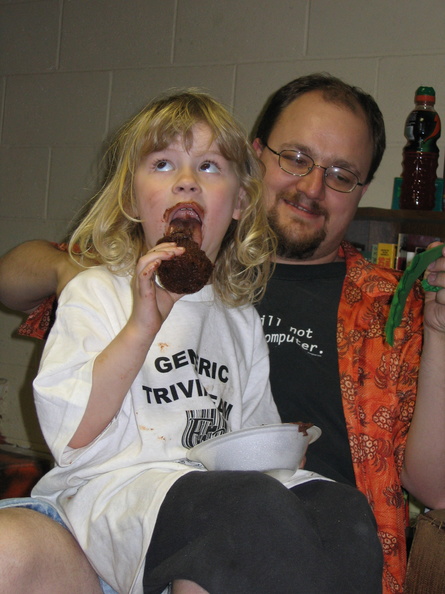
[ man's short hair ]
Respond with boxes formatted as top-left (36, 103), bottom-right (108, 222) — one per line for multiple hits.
top-left (253, 72), bottom-right (386, 184)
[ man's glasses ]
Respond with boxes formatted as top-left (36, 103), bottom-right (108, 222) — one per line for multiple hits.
top-left (265, 145), bottom-right (364, 194)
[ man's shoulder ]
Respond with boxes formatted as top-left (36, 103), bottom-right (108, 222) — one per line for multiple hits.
top-left (342, 240), bottom-right (403, 283)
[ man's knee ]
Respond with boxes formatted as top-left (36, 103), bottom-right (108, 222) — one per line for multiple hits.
top-left (0, 508), bottom-right (45, 560)
top-left (0, 508), bottom-right (102, 594)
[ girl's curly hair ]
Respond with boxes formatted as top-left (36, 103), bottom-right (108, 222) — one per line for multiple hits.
top-left (69, 89), bottom-right (276, 307)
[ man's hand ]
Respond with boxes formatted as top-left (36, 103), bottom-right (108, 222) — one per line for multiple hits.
top-left (423, 243), bottom-right (445, 334)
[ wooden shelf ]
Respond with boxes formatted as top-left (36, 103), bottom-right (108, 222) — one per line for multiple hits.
top-left (346, 208), bottom-right (445, 253)
top-left (354, 207), bottom-right (445, 223)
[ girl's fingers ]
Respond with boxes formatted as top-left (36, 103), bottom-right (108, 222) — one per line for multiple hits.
top-left (139, 259), bottom-right (160, 281)
top-left (136, 245), bottom-right (184, 274)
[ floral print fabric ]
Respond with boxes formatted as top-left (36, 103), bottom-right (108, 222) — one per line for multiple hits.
top-left (338, 241), bottom-right (423, 593)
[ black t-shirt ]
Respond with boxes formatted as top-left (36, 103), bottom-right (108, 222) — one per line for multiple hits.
top-left (256, 262), bottom-right (356, 486)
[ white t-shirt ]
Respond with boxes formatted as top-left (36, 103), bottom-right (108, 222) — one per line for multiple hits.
top-left (32, 266), bottom-right (280, 593)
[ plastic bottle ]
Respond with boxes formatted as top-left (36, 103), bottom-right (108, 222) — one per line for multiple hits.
top-left (399, 86), bottom-right (441, 210)
top-left (443, 155), bottom-right (445, 210)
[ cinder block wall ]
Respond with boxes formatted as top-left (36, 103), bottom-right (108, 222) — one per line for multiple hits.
top-left (2, 0), bottom-right (445, 452)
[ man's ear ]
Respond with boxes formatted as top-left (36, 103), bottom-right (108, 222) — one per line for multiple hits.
top-left (252, 138), bottom-right (264, 158)
top-left (358, 183), bottom-right (370, 201)
top-left (232, 188), bottom-right (246, 221)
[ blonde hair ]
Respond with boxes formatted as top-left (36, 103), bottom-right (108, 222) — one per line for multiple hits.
top-left (69, 89), bottom-right (276, 307)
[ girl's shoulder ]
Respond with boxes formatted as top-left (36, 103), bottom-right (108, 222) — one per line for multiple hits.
top-left (59, 265), bottom-right (132, 305)
top-left (68, 265), bottom-right (129, 287)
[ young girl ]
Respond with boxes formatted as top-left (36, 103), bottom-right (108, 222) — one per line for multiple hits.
top-left (28, 90), bottom-right (275, 591)
top-left (17, 91), bottom-right (382, 594)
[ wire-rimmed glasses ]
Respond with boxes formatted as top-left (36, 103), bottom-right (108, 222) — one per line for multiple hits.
top-left (266, 144), bottom-right (364, 193)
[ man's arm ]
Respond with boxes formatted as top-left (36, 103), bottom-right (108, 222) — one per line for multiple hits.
top-left (0, 240), bottom-right (83, 313)
top-left (401, 245), bottom-right (445, 509)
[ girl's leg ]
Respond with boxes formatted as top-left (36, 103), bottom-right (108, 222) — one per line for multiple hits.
top-left (144, 471), bottom-right (382, 594)
top-left (290, 480), bottom-right (383, 593)
top-left (172, 580), bottom-right (209, 594)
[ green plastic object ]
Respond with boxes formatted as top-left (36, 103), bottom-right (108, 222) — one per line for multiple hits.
top-left (421, 278), bottom-right (441, 292)
top-left (385, 243), bottom-right (444, 345)
top-left (415, 86), bottom-right (436, 100)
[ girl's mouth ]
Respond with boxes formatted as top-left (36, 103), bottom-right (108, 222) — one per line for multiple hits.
top-left (163, 203), bottom-right (204, 245)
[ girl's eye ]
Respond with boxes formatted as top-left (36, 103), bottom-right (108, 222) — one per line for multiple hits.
top-left (200, 161), bottom-right (220, 173)
top-left (153, 159), bottom-right (173, 172)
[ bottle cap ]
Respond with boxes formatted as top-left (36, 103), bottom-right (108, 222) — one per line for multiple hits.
top-left (415, 86), bottom-right (436, 103)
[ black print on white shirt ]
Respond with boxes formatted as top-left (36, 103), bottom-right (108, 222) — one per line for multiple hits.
top-left (142, 348), bottom-right (230, 404)
top-left (154, 348), bottom-right (229, 381)
top-left (259, 314), bottom-right (323, 357)
top-left (182, 404), bottom-right (232, 448)
top-left (142, 379), bottom-right (215, 404)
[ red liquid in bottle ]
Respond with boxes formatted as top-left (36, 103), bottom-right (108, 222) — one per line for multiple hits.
top-left (400, 150), bottom-right (438, 210)
top-left (399, 87), bottom-right (440, 211)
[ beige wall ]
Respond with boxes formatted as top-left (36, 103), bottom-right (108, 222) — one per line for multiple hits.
top-left (1, 0), bottom-right (445, 451)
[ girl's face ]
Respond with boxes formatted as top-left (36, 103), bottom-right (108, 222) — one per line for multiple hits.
top-left (133, 123), bottom-right (244, 263)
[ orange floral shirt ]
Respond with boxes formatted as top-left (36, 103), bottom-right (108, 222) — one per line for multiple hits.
top-left (19, 241), bottom-right (424, 592)
top-left (338, 241), bottom-right (423, 593)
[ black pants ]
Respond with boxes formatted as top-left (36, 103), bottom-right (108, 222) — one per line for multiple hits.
top-left (143, 471), bottom-right (383, 594)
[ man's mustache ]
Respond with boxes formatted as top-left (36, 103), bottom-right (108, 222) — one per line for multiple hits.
top-left (276, 191), bottom-right (328, 218)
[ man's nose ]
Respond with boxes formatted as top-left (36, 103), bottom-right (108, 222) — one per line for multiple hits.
top-left (295, 166), bottom-right (325, 198)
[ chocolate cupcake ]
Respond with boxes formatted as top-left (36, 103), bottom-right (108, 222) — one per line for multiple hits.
top-left (156, 230), bottom-right (214, 294)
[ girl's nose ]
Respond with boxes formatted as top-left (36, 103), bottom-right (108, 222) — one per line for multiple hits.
top-left (173, 169), bottom-right (200, 194)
